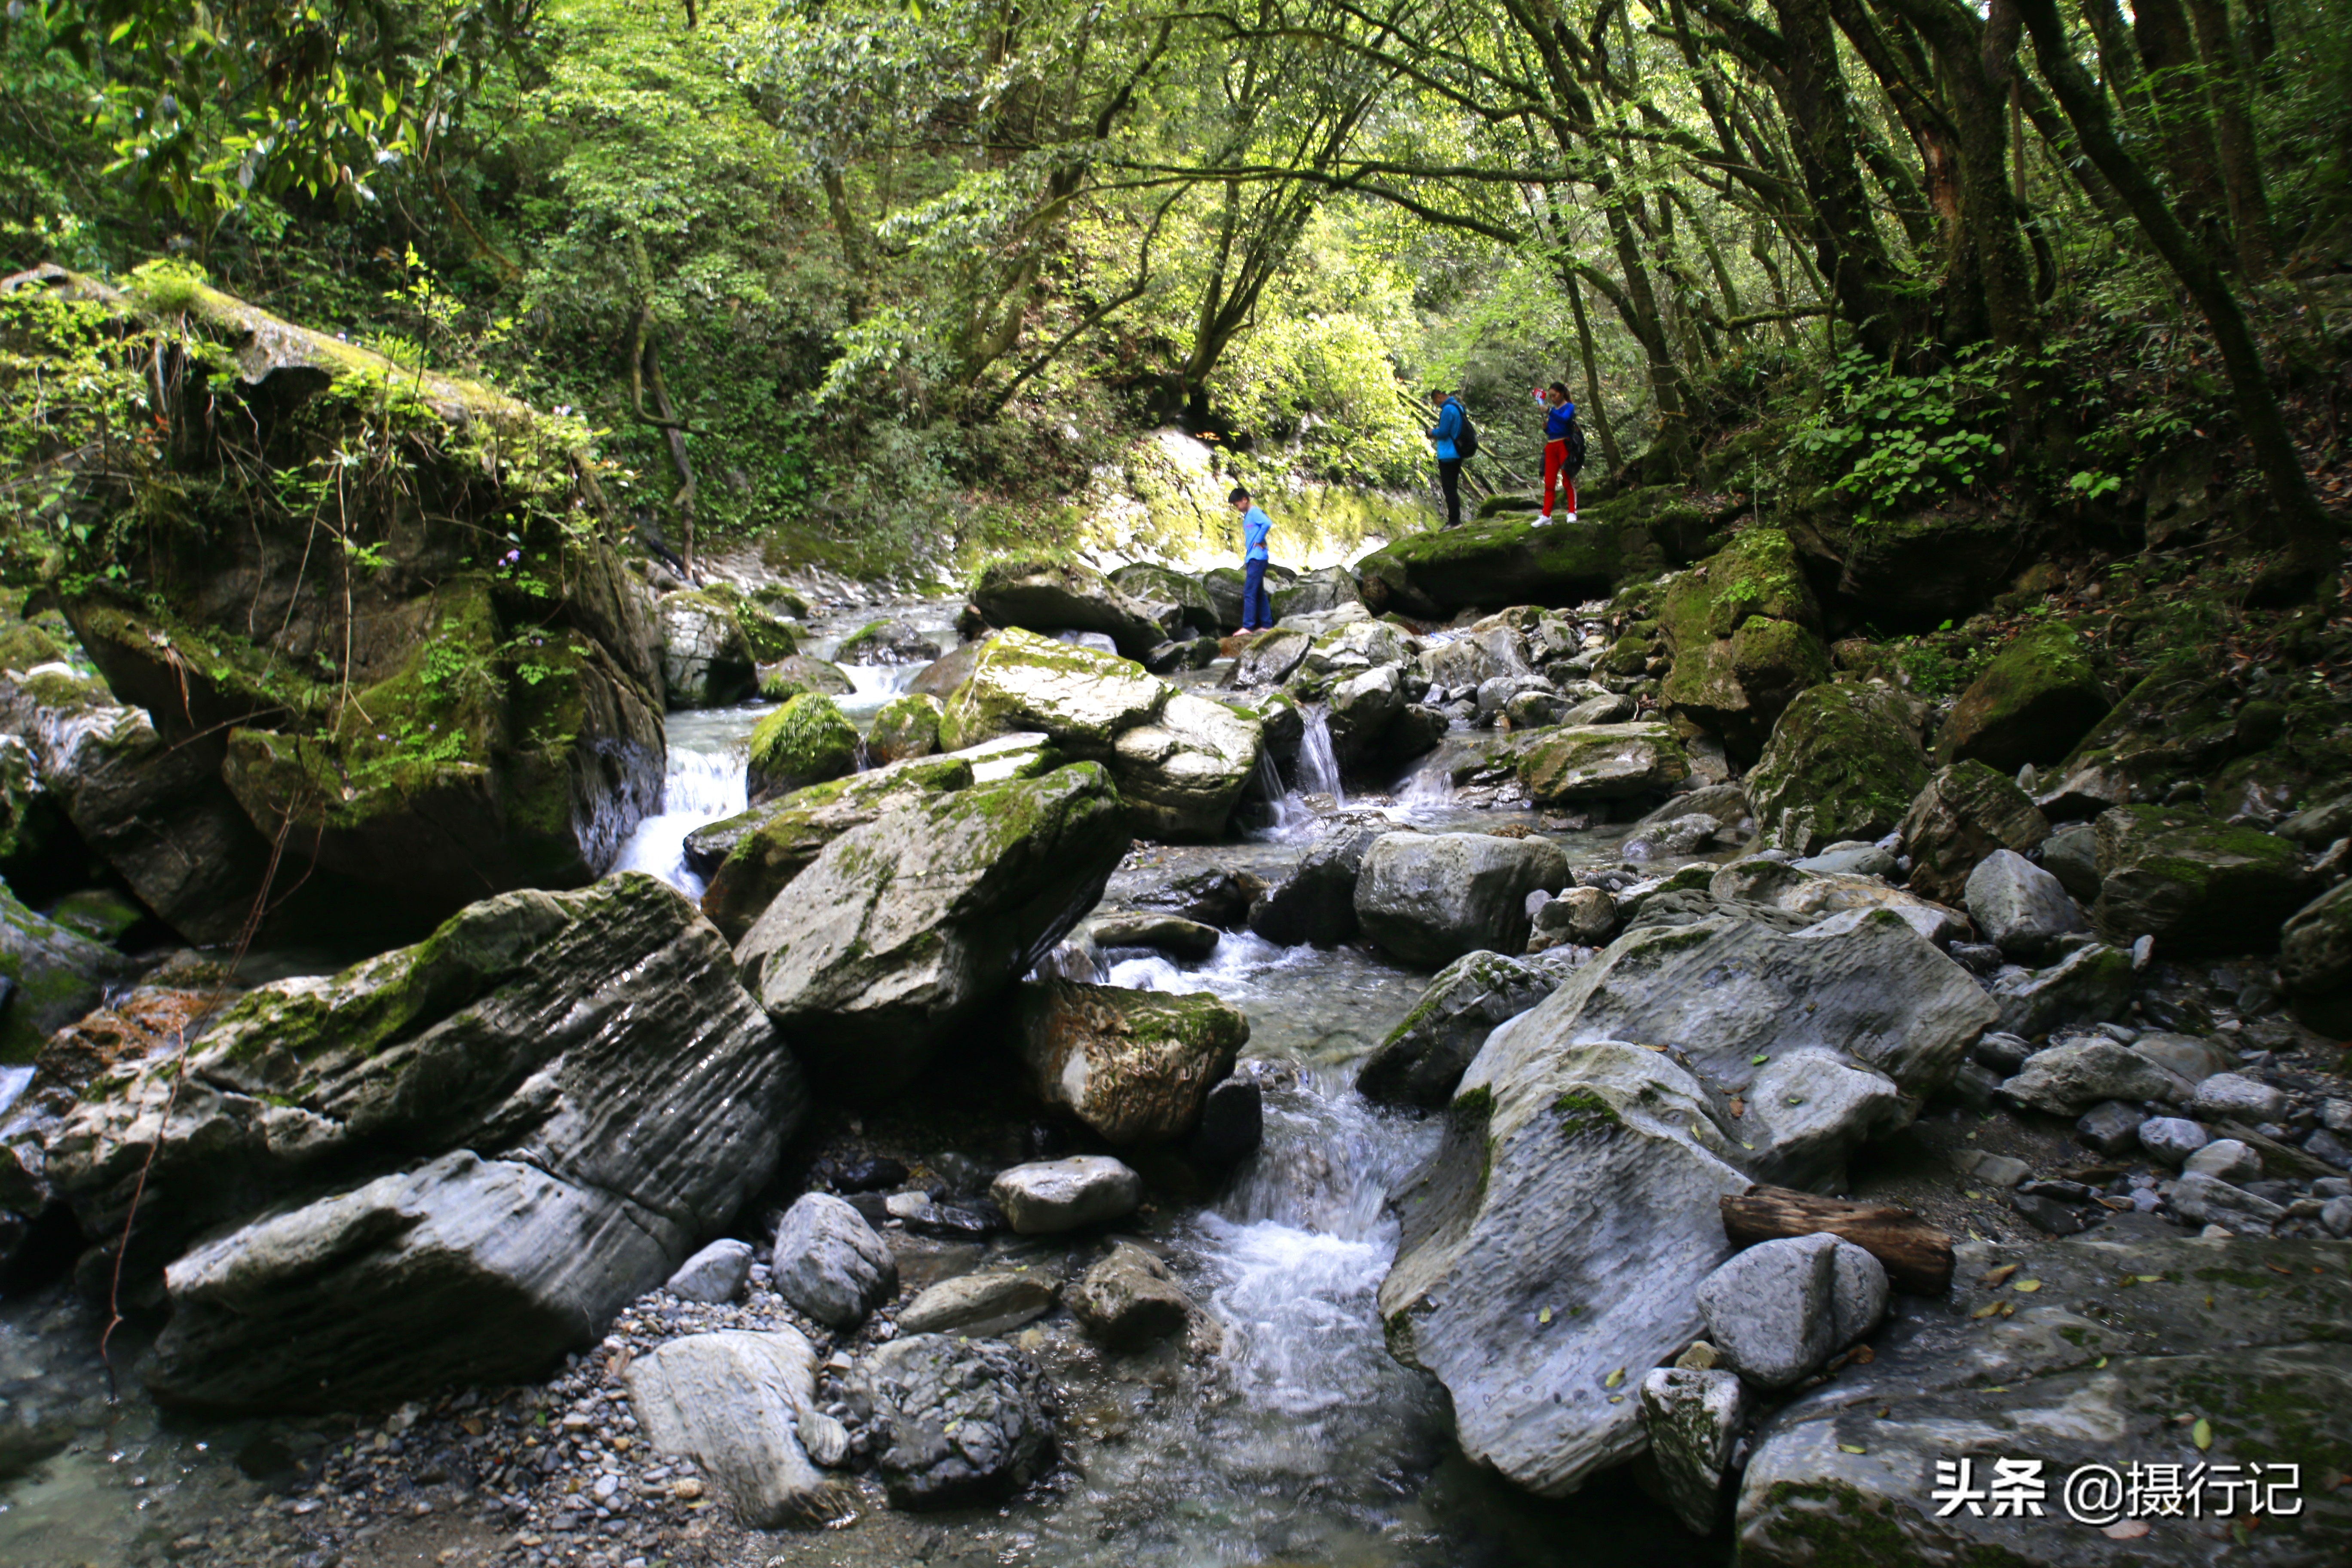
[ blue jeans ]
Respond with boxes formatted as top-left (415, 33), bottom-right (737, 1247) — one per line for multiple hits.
top-left (1241, 557), bottom-right (1271, 630)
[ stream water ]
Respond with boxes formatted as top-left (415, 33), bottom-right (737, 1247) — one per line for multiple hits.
top-left (0, 596), bottom-right (1726, 1568)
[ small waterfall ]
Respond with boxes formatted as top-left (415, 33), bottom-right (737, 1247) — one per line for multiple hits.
top-left (1396, 752), bottom-right (1457, 811)
top-left (609, 742), bottom-right (748, 897)
top-left (1246, 747), bottom-right (1318, 839)
top-left (1296, 704), bottom-right (1345, 807)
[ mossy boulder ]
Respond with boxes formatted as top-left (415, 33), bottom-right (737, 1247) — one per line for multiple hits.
top-left (1016, 980), bottom-right (1249, 1144)
top-left (1657, 529), bottom-right (1829, 760)
top-left (1512, 723), bottom-right (1691, 805)
top-left (758, 655), bottom-right (854, 702)
top-left (657, 588), bottom-right (760, 708)
top-left (937, 628), bottom-right (1167, 754)
top-left (734, 764), bottom-right (1133, 1100)
top-left (0, 880), bottom-right (132, 1063)
top-left (1106, 564), bottom-right (1219, 637)
top-left (748, 694), bottom-right (860, 803)
top-left (834, 618), bottom-right (940, 667)
top-left (1272, 564), bottom-right (1364, 620)
top-left (1354, 518), bottom-right (1651, 617)
top-left (1896, 760), bottom-right (2050, 906)
top-left (1803, 505), bottom-right (2025, 630)
top-left (2091, 805), bottom-right (2314, 956)
top-left (1934, 622), bottom-right (2110, 772)
top-left (1746, 683), bottom-right (1930, 855)
top-left (2035, 657), bottom-right (2236, 818)
top-left (10, 266), bottom-right (664, 941)
top-left (869, 693), bottom-right (944, 765)
top-left (698, 754), bottom-right (976, 943)
top-left (2280, 881), bottom-right (2352, 1035)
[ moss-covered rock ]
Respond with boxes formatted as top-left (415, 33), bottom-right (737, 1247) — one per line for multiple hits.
top-left (833, 618), bottom-right (939, 668)
top-left (1934, 622), bottom-right (2110, 772)
top-left (1801, 505), bottom-right (2026, 630)
top-left (936, 628), bottom-right (1167, 753)
top-left (1897, 760), bottom-right (2050, 906)
top-left (698, 753), bottom-right (977, 943)
top-left (2280, 881), bottom-right (2352, 1035)
top-left (1355, 517), bottom-right (1652, 617)
top-left (1512, 723), bottom-right (1691, 805)
top-left (2036, 657), bottom-right (2236, 818)
top-left (1746, 683), bottom-right (1929, 854)
top-left (748, 693), bottom-right (860, 803)
top-left (1657, 529), bottom-right (1829, 760)
top-left (0, 880), bottom-right (132, 1063)
top-left (657, 588), bottom-right (760, 708)
top-left (869, 693), bottom-right (944, 765)
top-left (2091, 805), bottom-right (2314, 956)
top-left (758, 655), bottom-right (854, 701)
top-left (969, 559), bottom-right (1172, 658)
top-left (1016, 980), bottom-right (1248, 1144)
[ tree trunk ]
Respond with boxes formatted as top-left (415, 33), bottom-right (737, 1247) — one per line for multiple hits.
top-left (1565, 267), bottom-right (1623, 474)
top-left (2184, 0), bottom-right (2274, 276)
top-left (2017, 0), bottom-right (2338, 601)
top-left (2130, 0), bottom-right (2235, 254)
top-left (1719, 1186), bottom-right (1955, 1295)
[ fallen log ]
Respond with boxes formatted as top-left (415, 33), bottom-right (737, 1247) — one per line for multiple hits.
top-left (1720, 1185), bottom-right (1954, 1296)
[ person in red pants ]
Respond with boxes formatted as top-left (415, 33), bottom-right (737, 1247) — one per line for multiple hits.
top-left (1534, 382), bottom-right (1583, 524)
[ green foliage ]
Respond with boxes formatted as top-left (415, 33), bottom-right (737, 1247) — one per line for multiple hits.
top-left (1792, 346), bottom-right (2016, 521)
top-left (1219, 313), bottom-right (1426, 487)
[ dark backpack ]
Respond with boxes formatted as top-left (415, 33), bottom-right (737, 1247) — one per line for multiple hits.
top-left (1451, 401), bottom-right (1480, 459)
top-left (1563, 415), bottom-right (1587, 476)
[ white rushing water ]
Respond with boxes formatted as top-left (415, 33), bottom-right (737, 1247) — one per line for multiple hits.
top-left (1296, 703), bottom-right (1346, 806)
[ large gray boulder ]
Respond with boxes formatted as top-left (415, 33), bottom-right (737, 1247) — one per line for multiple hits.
top-left (1963, 848), bottom-right (2085, 959)
top-left (1223, 628), bottom-right (1312, 688)
top-left (734, 764), bottom-right (1130, 1099)
top-left (1695, 1233), bottom-right (1886, 1390)
top-left (1746, 683), bottom-right (1929, 855)
top-left (624, 1328), bottom-right (850, 1527)
top-left (657, 588), bottom-right (759, 708)
top-left (1708, 858), bottom-right (1970, 946)
top-left (149, 1150), bottom-right (681, 1412)
top-left (1997, 1039), bottom-right (2187, 1118)
top-left (2280, 880), bottom-right (2352, 1035)
top-left (1355, 831), bottom-right (1571, 967)
top-left (969, 559), bottom-right (1173, 658)
top-left (1380, 1038), bottom-right (1750, 1497)
top-left (1015, 980), bottom-right (1247, 1144)
top-left (897, 1272), bottom-right (1057, 1338)
top-left (1248, 823), bottom-right (1381, 946)
top-left (989, 1155), bottom-right (1141, 1233)
top-left (1986, 943), bottom-right (2134, 1037)
top-left (1510, 723), bottom-right (1690, 805)
top-left (49, 873), bottom-right (801, 1408)
top-left (848, 1334), bottom-right (1056, 1508)
top-left (1527, 906), bottom-right (1997, 1113)
top-left (1734, 1233), bottom-right (2352, 1566)
top-left (1107, 563), bottom-right (1219, 637)
top-left (772, 1193), bottom-right (897, 1327)
top-left (1742, 1049), bottom-right (1911, 1191)
top-left (1354, 950), bottom-right (1560, 1108)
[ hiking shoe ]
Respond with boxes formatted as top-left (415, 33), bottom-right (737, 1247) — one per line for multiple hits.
top-left (1534, 512), bottom-right (1552, 527)
top-left (1563, 511), bottom-right (1577, 523)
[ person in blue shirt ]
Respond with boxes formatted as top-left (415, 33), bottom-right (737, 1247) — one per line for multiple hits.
top-left (1427, 388), bottom-right (1466, 528)
top-left (1230, 485), bottom-right (1274, 631)
top-left (1535, 382), bottom-right (1580, 524)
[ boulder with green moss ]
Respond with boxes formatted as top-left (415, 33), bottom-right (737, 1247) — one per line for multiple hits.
top-left (868, 692), bottom-right (944, 765)
top-left (1106, 564), bottom-right (1219, 637)
top-left (969, 559), bottom-right (1173, 659)
top-left (696, 754), bottom-right (976, 943)
top-left (1016, 980), bottom-right (1249, 1144)
top-left (734, 764), bottom-right (1131, 1099)
top-left (937, 629), bottom-right (1260, 839)
top-left (1933, 622), bottom-right (2110, 772)
top-left (1736, 1233), bottom-right (2352, 1567)
top-left (747, 694), bottom-right (860, 803)
top-left (2091, 805), bottom-right (2313, 955)
top-left (1655, 529), bottom-right (1829, 761)
top-left (44, 873), bottom-right (802, 1406)
top-left (1510, 722), bottom-right (1691, 805)
top-left (2033, 657), bottom-right (2238, 819)
top-left (1800, 505), bottom-right (2024, 628)
top-left (4, 266), bottom-right (664, 942)
top-left (2280, 881), bottom-right (2352, 1035)
top-left (1355, 518), bottom-right (1643, 617)
top-left (1746, 683), bottom-right (1930, 855)
top-left (758, 655), bottom-right (854, 701)
top-left (0, 882), bottom-right (132, 1063)
top-left (1896, 760), bottom-right (2050, 905)
top-left (834, 618), bottom-right (940, 667)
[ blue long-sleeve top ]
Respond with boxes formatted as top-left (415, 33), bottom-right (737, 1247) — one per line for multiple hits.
top-left (1544, 399), bottom-right (1578, 440)
top-left (1428, 398), bottom-right (1464, 460)
top-left (1242, 505), bottom-right (1271, 561)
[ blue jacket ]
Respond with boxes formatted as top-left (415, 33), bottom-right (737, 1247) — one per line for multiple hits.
top-left (1242, 505), bottom-right (1271, 561)
top-left (1544, 400), bottom-right (1578, 441)
top-left (1429, 398), bottom-right (1464, 460)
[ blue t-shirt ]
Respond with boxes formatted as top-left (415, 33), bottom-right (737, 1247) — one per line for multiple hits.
top-left (1429, 399), bottom-right (1464, 460)
top-left (1544, 400), bottom-right (1578, 440)
top-left (1242, 505), bottom-right (1271, 561)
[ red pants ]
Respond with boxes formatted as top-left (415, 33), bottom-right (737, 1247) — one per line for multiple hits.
top-left (1543, 439), bottom-right (1577, 517)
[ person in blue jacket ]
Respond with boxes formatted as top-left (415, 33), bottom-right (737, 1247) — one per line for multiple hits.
top-left (1427, 387), bottom-right (1466, 528)
top-left (1230, 485), bottom-right (1274, 631)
